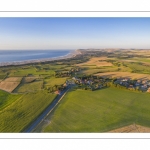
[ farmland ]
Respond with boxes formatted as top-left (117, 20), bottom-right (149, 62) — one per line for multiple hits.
top-left (95, 71), bottom-right (150, 80)
top-left (14, 79), bottom-right (43, 93)
top-left (1, 49), bottom-right (150, 132)
top-left (0, 91), bottom-right (56, 132)
top-left (0, 90), bottom-right (21, 111)
top-left (76, 57), bottom-right (113, 67)
top-left (0, 77), bottom-right (22, 92)
top-left (42, 87), bottom-right (150, 132)
top-left (108, 124), bottom-right (150, 133)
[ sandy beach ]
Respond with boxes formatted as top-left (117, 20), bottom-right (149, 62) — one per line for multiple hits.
top-left (0, 49), bottom-right (81, 67)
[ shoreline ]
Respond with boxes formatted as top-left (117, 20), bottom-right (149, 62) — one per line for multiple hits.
top-left (0, 49), bottom-right (82, 67)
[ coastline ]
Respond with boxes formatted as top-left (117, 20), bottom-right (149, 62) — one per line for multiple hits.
top-left (0, 49), bottom-right (81, 67)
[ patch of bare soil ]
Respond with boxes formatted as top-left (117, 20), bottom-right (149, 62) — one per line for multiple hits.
top-left (0, 77), bottom-right (22, 92)
top-left (108, 124), bottom-right (150, 133)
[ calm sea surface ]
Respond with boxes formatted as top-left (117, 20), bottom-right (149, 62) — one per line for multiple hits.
top-left (0, 50), bottom-right (72, 63)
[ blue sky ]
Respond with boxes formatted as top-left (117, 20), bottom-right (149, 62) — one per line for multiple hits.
top-left (0, 18), bottom-right (150, 50)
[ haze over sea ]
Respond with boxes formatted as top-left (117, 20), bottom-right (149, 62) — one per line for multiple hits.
top-left (0, 50), bottom-right (72, 63)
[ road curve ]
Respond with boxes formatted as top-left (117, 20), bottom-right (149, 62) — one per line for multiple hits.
top-left (23, 86), bottom-right (71, 133)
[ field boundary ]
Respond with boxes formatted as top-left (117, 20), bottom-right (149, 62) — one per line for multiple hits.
top-left (23, 88), bottom-right (70, 132)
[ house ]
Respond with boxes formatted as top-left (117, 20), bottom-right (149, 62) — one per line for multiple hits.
top-left (63, 83), bottom-right (67, 87)
top-left (137, 79), bottom-right (141, 83)
top-left (128, 85), bottom-right (135, 90)
top-left (141, 84), bottom-right (147, 89)
top-left (142, 80), bottom-right (148, 84)
top-left (147, 87), bottom-right (150, 92)
top-left (55, 90), bottom-right (61, 95)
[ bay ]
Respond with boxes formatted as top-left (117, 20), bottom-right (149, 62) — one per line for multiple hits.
top-left (0, 50), bottom-right (72, 63)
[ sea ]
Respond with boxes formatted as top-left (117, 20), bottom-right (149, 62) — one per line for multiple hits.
top-left (0, 50), bottom-right (73, 64)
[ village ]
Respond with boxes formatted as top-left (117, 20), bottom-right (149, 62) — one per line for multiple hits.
top-left (53, 65), bottom-right (150, 94)
top-left (59, 75), bottom-right (150, 94)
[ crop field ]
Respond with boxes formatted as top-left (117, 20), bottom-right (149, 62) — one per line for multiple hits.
top-left (0, 77), bottom-right (22, 92)
top-left (0, 74), bottom-right (6, 79)
top-left (95, 71), bottom-right (150, 80)
top-left (22, 77), bottom-right (37, 83)
top-left (76, 57), bottom-right (113, 67)
top-left (81, 67), bottom-right (118, 75)
top-left (14, 79), bottom-right (43, 93)
top-left (108, 124), bottom-right (150, 133)
top-left (0, 90), bottom-right (21, 111)
top-left (44, 77), bottom-right (68, 88)
top-left (42, 87), bottom-right (150, 132)
top-left (4, 77), bottom-right (22, 82)
top-left (8, 67), bottom-right (55, 77)
top-left (0, 91), bottom-right (56, 132)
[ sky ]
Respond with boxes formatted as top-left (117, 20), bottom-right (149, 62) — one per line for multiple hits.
top-left (0, 17), bottom-right (150, 50)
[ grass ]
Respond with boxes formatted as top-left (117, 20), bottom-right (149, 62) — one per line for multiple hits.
top-left (0, 91), bottom-right (56, 132)
top-left (76, 57), bottom-right (113, 67)
top-left (44, 77), bottom-right (68, 87)
top-left (0, 90), bottom-right (21, 111)
top-left (43, 87), bottom-right (150, 132)
top-left (22, 77), bottom-right (37, 83)
top-left (95, 71), bottom-right (150, 80)
top-left (0, 74), bottom-right (6, 79)
top-left (9, 67), bottom-right (55, 77)
top-left (14, 79), bottom-right (43, 93)
top-left (81, 67), bottom-right (118, 75)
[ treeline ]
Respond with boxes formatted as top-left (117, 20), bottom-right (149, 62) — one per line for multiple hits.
top-left (55, 67), bottom-right (81, 78)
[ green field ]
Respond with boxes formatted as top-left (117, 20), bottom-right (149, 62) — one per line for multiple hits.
top-left (0, 91), bottom-right (56, 132)
top-left (43, 87), bottom-right (150, 132)
top-left (14, 79), bottom-right (43, 93)
top-left (8, 66), bottom-right (55, 77)
top-left (0, 90), bottom-right (21, 111)
top-left (0, 74), bottom-right (6, 79)
top-left (44, 77), bottom-right (68, 88)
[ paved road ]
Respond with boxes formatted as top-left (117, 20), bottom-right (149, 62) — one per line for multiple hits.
top-left (24, 85), bottom-right (73, 133)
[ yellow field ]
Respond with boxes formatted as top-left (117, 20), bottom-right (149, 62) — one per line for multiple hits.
top-left (4, 77), bottom-right (22, 82)
top-left (95, 71), bottom-right (150, 80)
top-left (0, 77), bottom-right (22, 92)
top-left (76, 57), bottom-right (113, 67)
top-left (108, 124), bottom-right (150, 133)
top-left (0, 81), bottom-right (20, 92)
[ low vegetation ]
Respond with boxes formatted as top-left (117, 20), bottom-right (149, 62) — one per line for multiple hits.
top-left (0, 90), bottom-right (21, 111)
top-left (0, 77), bottom-right (22, 92)
top-left (1, 49), bottom-right (150, 132)
top-left (43, 87), bottom-right (150, 132)
top-left (0, 91), bottom-right (56, 132)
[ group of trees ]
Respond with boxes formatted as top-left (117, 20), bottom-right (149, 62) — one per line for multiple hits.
top-left (45, 84), bottom-right (66, 93)
top-left (55, 67), bottom-right (81, 78)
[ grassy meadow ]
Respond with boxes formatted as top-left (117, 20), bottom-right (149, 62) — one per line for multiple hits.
top-left (0, 90), bottom-right (21, 111)
top-left (44, 77), bottom-right (68, 88)
top-left (14, 79), bottom-right (43, 93)
top-left (43, 87), bottom-right (150, 132)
